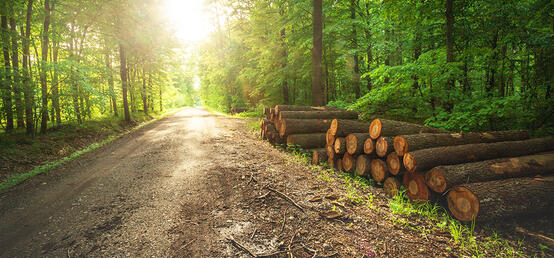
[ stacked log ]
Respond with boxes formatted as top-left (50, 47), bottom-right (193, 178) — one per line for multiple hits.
top-left (286, 133), bottom-right (327, 149)
top-left (230, 107), bottom-right (247, 115)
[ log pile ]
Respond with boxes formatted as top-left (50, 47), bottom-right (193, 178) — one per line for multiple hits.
top-left (230, 107), bottom-right (247, 115)
top-left (260, 105), bottom-right (554, 222)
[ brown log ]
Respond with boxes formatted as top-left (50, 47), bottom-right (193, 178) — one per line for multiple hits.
top-left (270, 108), bottom-right (276, 121)
top-left (326, 129), bottom-right (335, 145)
top-left (363, 138), bottom-right (375, 155)
top-left (329, 119), bottom-right (370, 136)
top-left (334, 137), bottom-right (347, 155)
top-left (370, 159), bottom-right (388, 183)
top-left (386, 152), bottom-right (406, 176)
top-left (342, 153), bottom-right (356, 173)
top-left (369, 118), bottom-right (448, 140)
top-left (274, 105), bottom-right (341, 116)
top-left (346, 133), bottom-right (370, 155)
top-left (326, 144), bottom-right (335, 160)
top-left (403, 171), bottom-right (432, 203)
top-left (279, 119), bottom-right (332, 137)
top-left (376, 136), bottom-right (395, 157)
top-left (279, 110), bottom-right (358, 120)
top-left (425, 152), bottom-right (554, 193)
top-left (263, 108), bottom-right (270, 116)
top-left (328, 155), bottom-right (340, 169)
top-left (336, 158), bottom-right (343, 171)
top-left (286, 133), bottom-right (326, 149)
top-left (355, 155), bottom-right (371, 177)
top-left (384, 177), bottom-right (400, 197)
top-left (312, 148), bottom-right (328, 165)
top-left (394, 130), bottom-right (530, 156)
top-left (403, 137), bottom-right (554, 173)
top-left (447, 176), bottom-right (554, 222)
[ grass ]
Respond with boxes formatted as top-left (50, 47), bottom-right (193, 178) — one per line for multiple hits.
top-left (0, 107), bottom-right (187, 192)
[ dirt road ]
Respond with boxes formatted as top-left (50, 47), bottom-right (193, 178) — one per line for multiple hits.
top-left (0, 108), bottom-right (542, 257)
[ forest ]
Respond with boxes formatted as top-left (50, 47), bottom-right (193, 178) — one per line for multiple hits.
top-left (199, 0), bottom-right (553, 134)
top-left (0, 0), bottom-right (197, 136)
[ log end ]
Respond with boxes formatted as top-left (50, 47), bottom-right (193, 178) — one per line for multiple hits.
top-left (393, 136), bottom-right (408, 156)
top-left (369, 118), bottom-right (382, 139)
top-left (345, 134), bottom-right (357, 155)
top-left (279, 119), bottom-right (286, 137)
top-left (403, 153), bottom-right (416, 172)
top-left (330, 119), bottom-right (339, 136)
top-left (370, 159), bottom-right (387, 182)
top-left (334, 137), bottom-right (343, 154)
top-left (384, 177), bottom-right (400, 197)
top-left (343, 153), bottom-right (355, 173)
top-left (386, 152), bottom-right (402, 175)
top-left (326, 144), bottom-right (335, 160)
top-left (337, 158), bottom-right (343, 171)
top-left (326, 129), bottom-right (335, 145)
top-left (312, 150), bottom-right (319, 165)
top-left (402, 171), bottom-right (429, 203)
top-left (328, 156), bottom-right (336, 169)
top-left (355, 155), bottom-right (369, 177)
top-left (446, 186), bottom-right (479, 222)
top-left (425, 167), bottom-right (447, 193)
top-left (363, 138), bottom-right (374, 155)
top-left (376, 137), bottom-right (388, 157)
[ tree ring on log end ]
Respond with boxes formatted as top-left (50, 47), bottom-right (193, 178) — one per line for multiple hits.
top-left (384, 177), bottom-right (399, 196)
top-left (447, 186), bottom-right (479, 222)
top-left (330, 119), bottom-right (339, 135)
top-left (425, 168), bottom-right (447, 193)
top-left (363, 138), bottom-right (374, 154)
top-left (346, 134), bottom-right (356, 155)
top-left (403, 153), bottom-right (416, 172)
top-left (393, 136), bottom-right (408, 156)
top-left (386, 153), bottom-right (401, 175)
top-left (376, 137), bottom-right (388, 157)
top-left (369, 119), bottom-right (382, 139)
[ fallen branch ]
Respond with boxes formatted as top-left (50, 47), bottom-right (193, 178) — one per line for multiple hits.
top-left (265, 186), bottom-right (305, 213)
top-left (177, 239), bottom-right (196, 252)
top-left (228, 237), bottom-right (258, 257)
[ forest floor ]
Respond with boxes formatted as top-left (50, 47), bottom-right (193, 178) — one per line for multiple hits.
top-left (0, 108), bottom-right (551, 257)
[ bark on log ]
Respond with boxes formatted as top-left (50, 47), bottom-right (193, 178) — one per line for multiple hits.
top-left (425, 152), bottom-right (554, 193)
top-left (270, 108), bottom-right (276, 121)
top-left (326, 144), bottom-right (335, 160)
top-left (336, 158), bottom-right (343, 171)
top-left (326, 129), bottom-right (335, 145)
top-left (403, 171), bottom-right (432, 203)
top-left (263, 108), bottom-right (270, 116)
top-left (279, 110), bottom-right (357, 120)
top-left (342, 153), bottom-right (356, 173)
top-left (346, 133), bottom-right (370, 155)
top-left (394, 131), bottom-right (530, 156)
top-left (386, 152), bottom-right (406, 176)
top-left (370, 159), bottom-right (388, 183)
top-left (274, 105), bottom-right (341, 116)
top-left (447, 176), bottom-right (554, 222)
top-left (376, 136), bottom-right (395, 157)
top-left (334, 137), bottom-right (347, 155)
top-left (384, 177), bottom-right (400, 197)
top-left (355, 155), bottom-right (371, 177)
top-left (329, 119), bottom-right (370, 136)
top-left (369, 118), bottom-right (448, 140)
top-left (403, 137), bottom-right (554, 173)
top-left (279, 119), bottom-right (333, 137)
top-left (286, 133), bottom-right (327, 149)
top-left (363, 138), bottom-right (375, 155)
top-left (312, 148), bottom-right (328, 165)
top-left (328, 155), bottom-right (340, 169)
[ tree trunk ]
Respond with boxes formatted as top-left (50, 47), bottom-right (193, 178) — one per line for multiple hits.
top-left (445, 0), bottom-right (454, 92)
top-left (346, 133), bottom-right (369, 155)
top-left (286, 133), bottom-right (326, 149)
top-left (312, 148), bottom-right (328, 165)
top-left (281, 27), bottom-right (289, 104)
top-left (369, 118), bottom-right (449, 139)
top-left (342, 152), bottom-right (355, 173)
top-left (355, 154), bottom-right (371, 177)
top-left (370, 159), bottom-right (388, 183)
top-left (279, 110), bottom-right (357, 120)
top-left (425, 152), bottom-right (554, 193)
top-left (403, 171), bottom-right (433, 203)
top-left (279, 118), bottom-right (332, 137)
top-left (447, 176), bottom-right (554, 222)
top-left (1, 16), bottom-right (14, 132)
top-left (40, 0), bottom-right (52, 134)
top-left (384, 177), bottom-right (400, 197)
top-left (403, 137), bottom-right (554, 173)
top-left (386, 152), bottom-right (405, 176)
top-left (9, 17), bottom-right (24, 128)
top-left (329, 119), bottom-right (369, 136)
top-left (119, 43), bottom-right (131, 122)
top-left (142, 67), bottom-right (147, 114)
top-left (376, 136), bottom-right (395, 157)
top-left (334, 137), bottom-right (346, 155)
top-left (22, 0), bottom-right (33, 135)
top-left (350, 0), bottom-right (360, 99)
top-left (394, 130), bottom-right (529, 156)
top-left (105, 49), bottom-right (118, 117)
top-left (311, 0), bottom-right (324, 106)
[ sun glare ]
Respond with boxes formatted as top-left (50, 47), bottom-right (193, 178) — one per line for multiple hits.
top-left (162, 0), bottom-right (213, 44)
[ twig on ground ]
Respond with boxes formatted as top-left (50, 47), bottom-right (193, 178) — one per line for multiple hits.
top-left (256, 191), bottom-right (271, 199)
top-left (250, 227), bottom-right (257, 240)
top-left (177, 239), bottom-right (196, 252)
top-left (265, 186), bottom-right (305, 213)
top-left (280, 214), bottom-right (286, 233)
top-left (228, 237), bottom-right (258, 257)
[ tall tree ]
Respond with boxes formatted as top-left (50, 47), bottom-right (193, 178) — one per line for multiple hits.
top-left (40, 0), bottom-right (52, 134)
top-left (311, 0), bottom-right (324, 106)
top-left (10, 17), bottom-right (24, 128)
top-left (22, 0), bottom-right (33, 135)
top-left (1, 15), bottom-right (14, 132)
top-left (119, 43), bottom-right (131, 122)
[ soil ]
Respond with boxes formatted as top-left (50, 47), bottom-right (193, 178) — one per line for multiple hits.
top-left (0, 108), bottom-right (551, 257)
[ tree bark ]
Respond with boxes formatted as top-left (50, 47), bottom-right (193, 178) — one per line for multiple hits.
top-left (376, 136), bottom-right (395, 157)
top-left (22, 0), bottom-right (33, 135)
top-left (279, 118), bottom-right (332, 137)
top-left (311, 0), bottom-right (324, 106)
top-left (142, 67), bottom-right (148, 114)
top-left (370, 159), bottom-right (388, 183)
top-left (350, 0), bottom-right (360, 99)
top-left (447, 176), bottom-right (554, 222)
top-left (403, 137), bottom-right (554, 173)
top-left (329, 119), bottom-right (369, 136)
top-left (40, 0), bottom-right (52, 134)
top-left (1, 16), bottom-right (14, 132)
top-left (119, 43), bottom-right (131, 122)
top-left (286, 133), bottom-right (326, 149)
top-left (425, 152), bottom-right (554, 193)
top-left (312, 148), bottom-right (328, 165)
top-left (355, 154), bottom-right (371, 177)
top-left (279, 110), bottom-right (357, 120)
top-left (369, 118), bottom-right (448, 140)
top-left (105, 48), bottom-right (118, 117)
top-left (346, 133), bottom-right (369, 155)
top-left (334, 137), bottom-right (347, 155)
top-left (9, 17), bottom-right (24, 128)
top-left (445, 0), bottom-right (454, 91)
top-left (394, 130), bottom-right (529, 156)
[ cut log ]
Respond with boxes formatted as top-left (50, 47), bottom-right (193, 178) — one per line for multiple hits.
top-left (384, 177), bottom-right (400, 197)
top-left (403, 171), bottom-right (432, 203)
top-left (312, 149), bottom-right (328, 165)
top-left (279, 110), bottom-right (358, 120)
top-left (386, 152), bottom-right (406, 176)
top-left (328, 155), bottom-right (339, 169)
top-left (369, 118), bottom-right (448, 140)
top-left (447, 176), bottom-right (554, 222)
top-left (329, 119), bottom-right (370, 136)
top-left (263, 108), bottom-right (270, 116)
top-left (394, 130), bottom-right (530, 156)
top-left (286, 133), bottom-right (326, 149)
top-left (370, 159), bottom-right (388, 183)
top-left (403, 137), bottom-right (554, 173)
top-left (376, 136), bottom-right (395, 157)
top-left (334, 137), bottom-right (347, 155)
top-left (355, 155), bottom-right (371, 177)
top-left (363, 138), bottom-right (375, 155)
top-left (326, 144), bottom-right (335, 161)
top-left (274, 105), bottom-right (341, 116)
top-left (342, 153), bottom-right (356, 173)
top-left (336, 158), bottom-right (343, 171)
top-left (326, 129), bottom-right (335, 146)
top-left (230, 107), bottom-right (247, 115)
top-left (270, 108), bottom-right (276, 121)
top-left (346, 133), bottom-right (370, 155)
top-left (425, 152), bottom-right (554, 193)
top-left (279, 119), bottom-right (333, 137)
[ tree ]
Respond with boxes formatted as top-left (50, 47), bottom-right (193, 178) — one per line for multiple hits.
top-left (311, 0), bottom-right (324, 106)
top-left (40, 0), bottom-right (52, 134)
